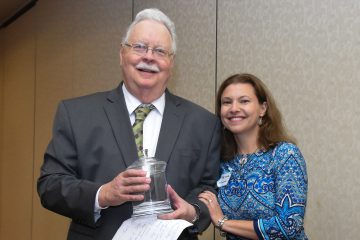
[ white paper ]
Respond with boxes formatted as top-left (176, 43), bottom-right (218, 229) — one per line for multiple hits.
top-left (112, 215), bottom-right (193, 240)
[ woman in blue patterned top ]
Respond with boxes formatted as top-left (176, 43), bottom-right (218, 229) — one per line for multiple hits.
top-left (199, 73), bottom-right (308, 239)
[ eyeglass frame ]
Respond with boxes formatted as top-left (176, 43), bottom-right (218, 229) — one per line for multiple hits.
top-left (121, 42), bottom-right (174, 59)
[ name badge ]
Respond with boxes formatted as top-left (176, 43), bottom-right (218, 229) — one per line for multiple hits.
top-left (217, 172), bottom-right (231, 187)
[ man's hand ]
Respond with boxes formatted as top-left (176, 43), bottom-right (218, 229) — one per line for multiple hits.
top-left (98, 169), bottom-right (151, 207)
top-left (158, 185), bottom-right (197, 223)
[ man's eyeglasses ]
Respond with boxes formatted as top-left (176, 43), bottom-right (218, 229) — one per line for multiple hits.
top-left (122, 42), bottom-right (174, 59)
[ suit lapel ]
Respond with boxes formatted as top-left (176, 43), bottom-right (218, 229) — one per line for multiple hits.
top-left (103, 85), bottom-right (138, 167)
top-left (156, 91), bottom-right (184, 163)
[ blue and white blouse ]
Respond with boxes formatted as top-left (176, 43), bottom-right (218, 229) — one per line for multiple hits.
top-left (218, 142), bottom-right (308, 240)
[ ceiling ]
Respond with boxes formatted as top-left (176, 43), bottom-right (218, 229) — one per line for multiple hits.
top-left (0, 0), bottom-right (36, 28)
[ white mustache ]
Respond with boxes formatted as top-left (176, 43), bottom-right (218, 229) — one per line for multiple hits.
top-left (136, 62), bottom-right (160, 73)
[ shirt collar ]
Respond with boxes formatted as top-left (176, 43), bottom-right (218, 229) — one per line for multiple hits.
top-left (122, 84), bottom-right (165, 116)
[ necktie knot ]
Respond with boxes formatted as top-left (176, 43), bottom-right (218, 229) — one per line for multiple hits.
top-left (134, 104), bottom-right (155, 121)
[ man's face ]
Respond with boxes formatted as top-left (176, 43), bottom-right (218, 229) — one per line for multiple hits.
top-left (120, 20), bottom-right (174, 100)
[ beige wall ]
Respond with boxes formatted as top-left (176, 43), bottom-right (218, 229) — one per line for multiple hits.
top-left (217, 1), bottom-right (360, 239)
top-left (1, 0), bottom-right (360, 239)
top-left (0, 5), bottom-right (36, 239)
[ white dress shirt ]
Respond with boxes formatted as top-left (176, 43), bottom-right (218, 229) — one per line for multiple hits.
top-left (94, 84), bottom-right (165, 221)
top-left (122, 84), bottom-right (165, 158)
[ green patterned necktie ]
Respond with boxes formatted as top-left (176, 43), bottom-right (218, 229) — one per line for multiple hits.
top-left (132, 104), bottom-right (155, 158)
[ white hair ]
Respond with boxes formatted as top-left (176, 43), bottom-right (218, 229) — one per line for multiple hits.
top-left (122, 8), bottom-right (177, 54)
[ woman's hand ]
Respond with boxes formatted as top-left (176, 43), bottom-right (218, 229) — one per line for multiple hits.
top-left (198, 190), bottom-right (224, 225)
top-left (199, 191), bottom-right (258, 240)
top-left (158, 185), bottom-right (198, 223)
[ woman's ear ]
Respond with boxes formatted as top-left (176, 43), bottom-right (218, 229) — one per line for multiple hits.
top-left (260, 101), bottom-right (268, 117)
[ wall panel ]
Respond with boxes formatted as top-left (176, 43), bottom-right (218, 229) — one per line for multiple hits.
top-left (71, 0), bottom-right (132, 96)
top-left (134, 0), bottom-right (217, 112)
top-left (0, 9), bottom-right (35, 240)
top-left (32, 1), bottom-right (77, 238)
top-left (32, 1), bottom-right (132, 239)
top-left (217, 0), bottom-right (360, 239)
top-left (0, 27), bottom-right (4, 238)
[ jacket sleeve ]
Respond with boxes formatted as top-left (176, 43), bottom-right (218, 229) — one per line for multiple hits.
top-left (185, 118), bottom-right (221, 233)
top-left (254, 143), bottom-right (308, 240)
top-left (37, 101), bottom-right (101, 228)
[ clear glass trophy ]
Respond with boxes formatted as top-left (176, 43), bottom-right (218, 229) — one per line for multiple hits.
top-left (128, 150), bottom-right (173, 218)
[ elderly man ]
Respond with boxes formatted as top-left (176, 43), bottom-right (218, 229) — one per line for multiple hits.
top-left (38, 8), bottom-right (220, 240)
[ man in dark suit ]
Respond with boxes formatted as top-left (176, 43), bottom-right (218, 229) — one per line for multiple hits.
top-left (37, 8), bottom-right (220, 240)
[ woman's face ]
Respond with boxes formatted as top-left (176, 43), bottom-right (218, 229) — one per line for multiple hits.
top-left (220, 83), bottom-right (267, 138)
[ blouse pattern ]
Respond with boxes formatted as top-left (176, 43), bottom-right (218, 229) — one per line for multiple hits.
top-left (218, 142), bottom-right (308, 240)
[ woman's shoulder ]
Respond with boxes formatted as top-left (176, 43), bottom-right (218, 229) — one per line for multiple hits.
top-left (270, 142), bottom-right (305, 165)
top-left (271, 142), bottom-right (308, 183)
top-left (273, 141), bottom-right (301, 155)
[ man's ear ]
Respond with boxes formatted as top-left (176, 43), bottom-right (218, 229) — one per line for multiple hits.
top-left (119, 46), bottom-right (124, 65)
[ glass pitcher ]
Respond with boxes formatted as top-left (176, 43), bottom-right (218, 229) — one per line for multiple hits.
top-left (127, 154), bottom-right (173, 217)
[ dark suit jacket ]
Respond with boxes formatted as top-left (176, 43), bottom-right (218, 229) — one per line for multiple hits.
top-left (37, 84), bottom-right (221, 240)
